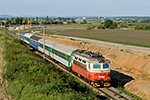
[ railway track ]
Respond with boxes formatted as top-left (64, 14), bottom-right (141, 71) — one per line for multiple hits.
top-left (5, 29), bottom-right (19, 39)
top-left (5, 30), bottom-right (133, 100)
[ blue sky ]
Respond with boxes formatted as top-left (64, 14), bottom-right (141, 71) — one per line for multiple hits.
top-left (0, 0), bottom-right (150, 16)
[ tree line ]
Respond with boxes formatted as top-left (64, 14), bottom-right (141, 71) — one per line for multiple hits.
top-left (134, 19), bottom-right (150, 30)
top-left (87, 19), bottom-right (118, 30)
top-left (0, 16), bottom-right (76, 27)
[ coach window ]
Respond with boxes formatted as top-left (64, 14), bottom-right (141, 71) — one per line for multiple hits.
top-left (45, 46), bottom-right (49, 51)
top-left (67, 55), bottom-right (70, 61)
top-left (83, 60), bottom-right (86, 64)
top-left (79, 58), bottom-right (82, 62)
top-left (75, 57), bottom-right (78, 60)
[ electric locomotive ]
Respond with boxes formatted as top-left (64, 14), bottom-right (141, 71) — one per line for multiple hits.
top-left (19, 32), bottom-right (111, 87)
top-left (71, 50), bottom-right (111, 87)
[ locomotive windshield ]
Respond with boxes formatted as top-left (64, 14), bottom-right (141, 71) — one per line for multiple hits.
top-left (93, 64), bottom-right (110, 69)
top-left (93, 64), bottom-right (101, 68)
top-left (103, 64), bottom-right (109, 69)
top-left (91, 63), bottom-right (110, 72)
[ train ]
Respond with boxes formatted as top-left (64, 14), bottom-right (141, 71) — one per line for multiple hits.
top-left (19, 32), bottom-right (111, 87)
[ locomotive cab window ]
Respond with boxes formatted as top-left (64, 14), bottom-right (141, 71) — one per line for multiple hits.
top-left (93, 64), bottom-right (101, 68)
top-left (103, 64), bottom-right (109, 69)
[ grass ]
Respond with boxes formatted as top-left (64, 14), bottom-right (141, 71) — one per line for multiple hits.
top-left (0, 30), bottom-right (102, 100)
top-left (117, 87), bottom-right (142, 100)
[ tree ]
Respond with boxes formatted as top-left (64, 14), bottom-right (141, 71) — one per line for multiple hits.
top-left (83, 19), bottom-right (87, 24)
top-left (71, 18), bottom-right (76, 23)
top-left (58, 17), bottom-right (62, 21)
top-left (23, 17), bottom-right (27, 24)
top-left (112, 22), bottom-right (117, 28)
top-left (108, 25), bottom-right (114, 29)
top-left (11, 17), bottom-right (15, 25)
top-left (45, 16), bottom-right (49, 22)
top-left (49, 18), bottom-right (53, 24)
top-left (53, 18), bottom-right (56, 21)
top-left (15, 17), bottom-right (20, 25)
top-left (35, 17), bottom-right (39, 25)
top-left (36, 17), bottom-right (38, 22)
top-left (6, 18), bottom-right (11, 25)
top-left (80, 19), bottom-right (87, 24)
top-left (66, 17), bottom-right (70, 21)
top-left (19, 17), bottom-right (23, 25)
top-left (97, 25), bottom-right (105, 29)
top-left (63, 18), bottom-right (66, 22)
top-left (104, 19), bottom-right (113, 28)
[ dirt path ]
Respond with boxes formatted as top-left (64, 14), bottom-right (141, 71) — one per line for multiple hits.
top-left (51, 35), bottom-right (150, 54)
top-left (0, 47), bottom-right (10, 100)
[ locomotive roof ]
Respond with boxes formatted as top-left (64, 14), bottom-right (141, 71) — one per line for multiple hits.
top-left (52, 43), bottom-right (77, 56)
top-left (30, 35), bottom-right (42, 41)
top-left (73, 50), bottom-right (110, 63)
top-left (38, 38), bottom-right (56, 47)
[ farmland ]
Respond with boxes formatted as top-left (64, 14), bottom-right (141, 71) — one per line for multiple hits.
top-left (35, 28), bottom-right (150, 48)
top-left (47, 23), bottom-right (101, 29)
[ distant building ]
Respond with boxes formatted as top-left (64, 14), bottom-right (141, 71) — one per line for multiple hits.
top-left (83, 17), bottom-right (86, 20)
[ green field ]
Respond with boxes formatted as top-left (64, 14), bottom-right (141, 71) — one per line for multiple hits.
top-left (50, 29), bottom-right (150, 48)
top-left (47, 23), bottom-right (101, 29)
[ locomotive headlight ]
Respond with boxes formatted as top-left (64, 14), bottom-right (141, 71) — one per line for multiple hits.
top-left (105, 73), bottom-right (109, 75)
top-left (95, 73), bottom-right (99, 75)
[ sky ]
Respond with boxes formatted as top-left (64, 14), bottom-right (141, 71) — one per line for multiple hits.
top-left (0, 0), bottom-right (150, 17)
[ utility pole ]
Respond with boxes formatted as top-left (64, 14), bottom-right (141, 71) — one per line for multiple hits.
top-left (4, 24), bottom-right (5, 33)
top-left (0, 23), bottom-right (2, 30)
top-left (43, 26), bottom-right (45, 59)
top-left (9, 23), bottom-right (10, 29)
top-left (18, 27), bottom-right (20, 39)
top-left (18, 27), bottom-right (20, 34)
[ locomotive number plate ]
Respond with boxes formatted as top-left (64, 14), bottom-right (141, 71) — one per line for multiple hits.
top-left (99, 76), bottom-right (105, 78)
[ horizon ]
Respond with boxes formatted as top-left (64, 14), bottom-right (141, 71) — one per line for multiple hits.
top-left (1, 14), bottom-right (150, 18)
top-left (0, 0), bottom-right (150, 17)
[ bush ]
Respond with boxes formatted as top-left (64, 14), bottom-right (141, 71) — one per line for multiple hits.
top-left (120, 24), bottom-right (128, 28)
top-left (128, 24), bottom-right (133, 26)
top-left (92, 25), bottom-right (95, 29)
top-left (144, 26), bottom-right (150, 30)
top-left (97, 25), bottom-right (105, 29)
top-left (109, 25), bottom-right (114, 29)
top-left (134, 26), bottom-right (144, 30)
top-left (87, 27), bottom-right (92, 30)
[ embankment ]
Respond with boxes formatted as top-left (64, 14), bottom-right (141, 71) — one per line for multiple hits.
top-left (42, 35), bottom-right (150, 99)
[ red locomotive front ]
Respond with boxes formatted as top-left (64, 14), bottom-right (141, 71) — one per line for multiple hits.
top-left (71, 50), bottom-right (111, 87)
